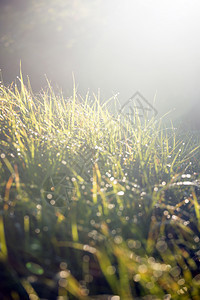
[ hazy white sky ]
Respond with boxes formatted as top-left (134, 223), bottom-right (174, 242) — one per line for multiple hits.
top-left (83, 0), bottom-right (200, 117)
top-left (1, 0), bottom-right (200, 118)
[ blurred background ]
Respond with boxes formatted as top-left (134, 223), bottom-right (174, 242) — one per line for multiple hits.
top-left (0, 0), bottom-right (200, 126)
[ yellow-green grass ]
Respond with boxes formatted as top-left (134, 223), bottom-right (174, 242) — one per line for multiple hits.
top-left (0, 75), bottom-right (200, 299)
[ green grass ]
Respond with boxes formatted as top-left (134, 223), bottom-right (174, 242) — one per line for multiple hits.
top-left (0, 75), bottom-right (200, 299)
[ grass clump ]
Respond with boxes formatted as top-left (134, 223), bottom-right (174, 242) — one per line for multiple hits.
top-left (0, 76), bottom-right (200, 299)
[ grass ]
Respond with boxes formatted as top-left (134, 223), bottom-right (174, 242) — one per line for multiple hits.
top-left (0, 74), bottom-right (200, 299)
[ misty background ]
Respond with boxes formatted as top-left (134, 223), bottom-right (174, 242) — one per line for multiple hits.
top-left (0, 0), bottom-right (200, 126)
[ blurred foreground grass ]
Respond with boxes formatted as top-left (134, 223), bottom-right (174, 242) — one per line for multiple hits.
top-left (0, 75), bottom-right (200, 299)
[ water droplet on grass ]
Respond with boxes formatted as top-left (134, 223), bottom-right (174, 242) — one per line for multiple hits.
top-left (178, 278), bottom-right (185, 285)
top-left (138, 264), bottom-right (148, 273)
top-left (114, 236), bottom-right (122, 244)
top-left (117, 191), bottom-right (124, 196)
top-left (133, 274), bottom-right (141, 282)
top-left (106, 265), bottom-right (116, 275)
top-left (170, 266), bottom-right (181, 277)
top-left (156, 240), bottom-right (167, 252)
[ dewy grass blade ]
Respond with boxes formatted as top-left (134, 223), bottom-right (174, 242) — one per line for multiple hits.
top-left (0, 215), bottom-right (8, 261)
top-left (0, 73), bottom-right (200, 298)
